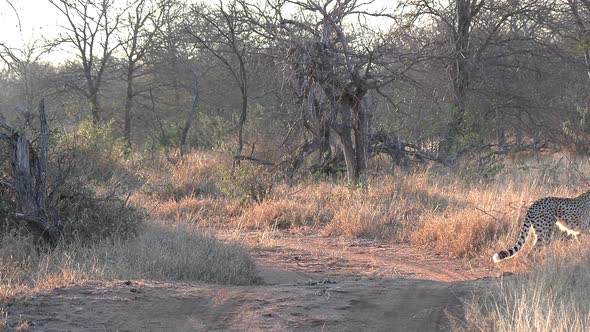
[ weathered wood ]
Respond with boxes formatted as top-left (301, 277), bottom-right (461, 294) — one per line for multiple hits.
top-left (38, 99), bottom-right (49, 209)
top-left (14, 134), bottom-right (38, 215)
top-left (0, 99), bottom-right (62, 242)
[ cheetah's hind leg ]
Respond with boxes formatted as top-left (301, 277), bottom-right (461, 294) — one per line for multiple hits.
top-left (531, 221), bottom-right (555, 250)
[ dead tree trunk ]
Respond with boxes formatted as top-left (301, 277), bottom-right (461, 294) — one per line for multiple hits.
top-left (14, 135), bottom-right (40, 218)
top-left (38, 99), bottom-right (49, 209)
top-left (1, 100), bottom-right (61, 242)
top-left (312, 96), bottom-right (333, 172)
top-left (89, 89), bottom-right (101, 125)
top-left (327, 75), bottom-right (369, 186)
top-left (331, 93), bottom-right (368, 186)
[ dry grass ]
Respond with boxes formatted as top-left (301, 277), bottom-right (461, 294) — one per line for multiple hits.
top-left (236, 198), bottom-right (325, 229)
top-left (3, 149), bottom-right (590, 330)
top-left (14, 320), bottom-right (31, 332)
top-left (0, 222), bottom-right (260, 303)
top-left (106, 223), bottom-right (260, 284)
top-left (150, 196), bottom-right (241, 226)
top-left (136, 151), bottom-right (590, 262)
top-left (140, 150), bottom-right (228, 201)
top-left (457, 246), bottom-right (590, 332)
top-left (0, 151), bottom-right (261, 306)
top-left (409, 179), bottom-right (534, 258)
top-left (0, 307), bottom-right (7, 331)
top-left (234, 181), bottom-right (340, 230)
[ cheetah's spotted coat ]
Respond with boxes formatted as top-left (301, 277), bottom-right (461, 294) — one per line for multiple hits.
top-left (493, 191), bottom-right (590, 263)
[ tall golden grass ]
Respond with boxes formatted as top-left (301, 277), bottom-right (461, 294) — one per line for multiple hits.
top-left (138, 151), bottom-right (590, 263)
top-left (457, 247), bottom-right (590, 332)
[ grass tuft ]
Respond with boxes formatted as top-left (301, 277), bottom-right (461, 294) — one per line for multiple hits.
top-left (457, 249), bottom-right (590, 332)
top-left (0, 223), bottom-right (260, 303)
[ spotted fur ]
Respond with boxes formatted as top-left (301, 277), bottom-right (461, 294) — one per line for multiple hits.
top-left (492, 191), bottom-right (590, 263)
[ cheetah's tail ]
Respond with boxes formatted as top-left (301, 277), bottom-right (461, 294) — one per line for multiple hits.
top-left (492, 219), bottom-right (532, 263)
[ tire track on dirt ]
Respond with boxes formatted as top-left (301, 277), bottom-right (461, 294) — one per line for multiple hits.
top-left (5, 278), bottom-right (499, 331)
top-left (5, 232), bottom-right (500, 331)
top-left (238, 231), bottom-right (492, 283)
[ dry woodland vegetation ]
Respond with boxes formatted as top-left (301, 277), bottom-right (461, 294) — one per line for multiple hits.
top-left (2, 147), bottom-right (590, 330)
top-left (138, 150), bottom-right (590, 331)
top-left (0, 143), bottom-right (262, 304)
top-left (140, 150), bottom-right (589, 260)
top-left (4, 0), bottom-right (590, 329)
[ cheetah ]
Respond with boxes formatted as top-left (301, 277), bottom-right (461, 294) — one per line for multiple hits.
top-left (492, 190), bottom-right (590, 263)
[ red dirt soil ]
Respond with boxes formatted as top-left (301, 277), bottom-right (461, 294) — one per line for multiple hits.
top-left (4, 231), bottom-right (501, 331)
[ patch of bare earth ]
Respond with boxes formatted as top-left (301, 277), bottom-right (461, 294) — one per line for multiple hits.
top-left (234, 231), bottom-right (492, 283)
top-left (4, 231), bottom-right (501, 331)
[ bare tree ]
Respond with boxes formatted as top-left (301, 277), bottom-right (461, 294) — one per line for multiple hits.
top-left (120, 0), bottom-right (167, 150)
top-left (402, 0), bottom-right (544, 157)
top-left (536, 0), bottom-right (590, 149)
top-left (567, 0), bottom-right (590, 81)
top-left (244, 0), bottom-right (418, 185)
top-left (1, 0), bottom-right (21, 30)
top-left (178, 77), bottom-right (199, 154)
top-left (49, 0), bottom-right (123, 125)
top-left (0, 42), bottom-right (54, 111)
top-left (185, 0), bottom-right (252, 165)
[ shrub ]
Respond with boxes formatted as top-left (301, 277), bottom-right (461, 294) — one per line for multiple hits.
top-left (143, 151), bottom-right (222, 201)
top-left (51, 120), bottom-right (131, 185)
top-left (48, 120), bottom-right (144, 242)
top-left (217, 163), bottom-right (274, 204)
top-left (0, 223), bottom-right (261, 301)
top-left (56, 187), bottom-right (143, 241)
top-left (0, 120), bottom-right (143, 244)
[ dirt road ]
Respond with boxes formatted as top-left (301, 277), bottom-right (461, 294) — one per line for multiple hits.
top-left (5, 232), bottom-right (500, 331)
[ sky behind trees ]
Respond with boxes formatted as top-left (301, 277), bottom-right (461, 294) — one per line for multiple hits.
top-left (0, 0), bottom-right (394, 63)
top-left (1, 0), bottom-right (60, 47)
